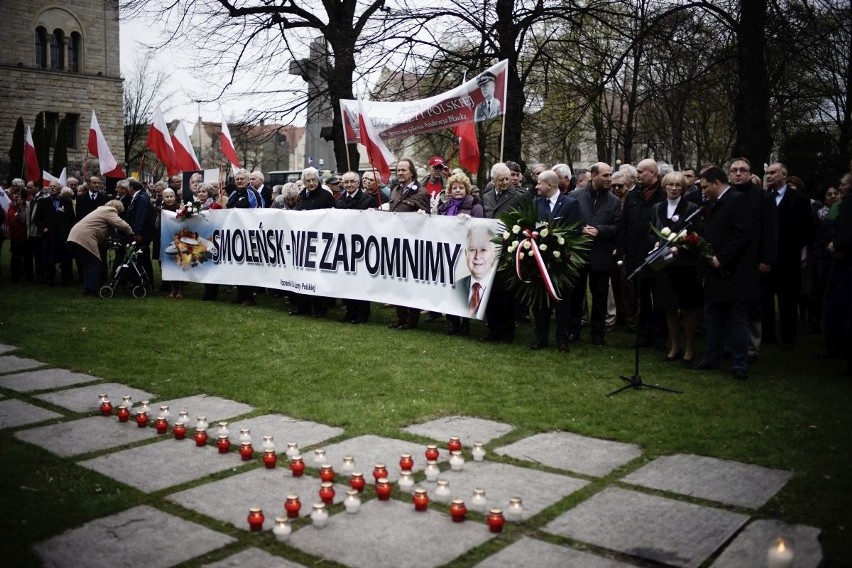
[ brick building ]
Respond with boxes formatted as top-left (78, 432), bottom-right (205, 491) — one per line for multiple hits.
top-left (0, 0), bottom-right (123, 181)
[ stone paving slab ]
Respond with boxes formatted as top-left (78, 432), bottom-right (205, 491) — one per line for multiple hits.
top-left (0, 355), bottom-right (46, 375)
top-left (153, 394), bottom-right (254, 424)
top-left (0, 343), bottom-right (17, 355)
top-left (422, 460), bottom-right (588, 520)
top-left (401, 415), bottom-right (515, 447)
top-left (79, 438), bottom-right (245, 493)
top-left (34, 382), bottom-right (156, 413)
top-left (33, 505), bottom-right (235, 568)
top-left (169, 468), bottom-right (349, 529)
top-left (0, 368), bottom-right (103, 393)
top-left (15, 415), bottom-right (159, 457)
top-left (474, 537), bottom-right (640, 568)
top-left (203, 548), bottom-right (308, 568)
top-left (710, 519), bottom-right (822, 568)
top-left (288, 498), bottom-right (496, 568)
top-left (0, 398), bottom-right (62, 429)
top-left (621, 454), bottom-right (793, 509)
top-left (543, 487), bottom-right (749, 568)
top-left (320, 434), bottom-right (448, 482)
top-left (495, 431), bottom-right (643, 477)
top-left (222, 413), bottom-right (343, 450)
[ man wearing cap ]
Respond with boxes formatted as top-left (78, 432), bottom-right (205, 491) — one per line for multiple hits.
top-left (474, 71), bottom-right (501, 122)
top-left (325, 175), bottom-right (342, 200)
top-left (422, 156), bottom-right (447, 201)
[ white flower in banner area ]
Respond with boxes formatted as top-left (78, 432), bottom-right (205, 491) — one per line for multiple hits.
top-left (557, 237), bottom-right (565, 245)
top-left (535, 221), bottom-right (548, 229)
top-left (507, 243), bottom-right (516, 253)
top-left (540, 228), bottom-right (549, 237)
top-left (512, 225), bottom-right (521, 234)
top-left (523, 241), bottom-right (531, 249)
top-left (503, 231), bottom-right (510, 240)
top-left (518, 252), bottom-right (525, 258)
top-left (553, 251), bottom-right (561, 258)
top-left (676, 229), bottom-right (688, 241)
top-left (660, 227), bottom-right (672, 237)
top-left (539, 244), bottom-right (547, 251)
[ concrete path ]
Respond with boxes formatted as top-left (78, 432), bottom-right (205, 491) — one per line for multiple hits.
top-left (0, 346), bottom-right (822, 568)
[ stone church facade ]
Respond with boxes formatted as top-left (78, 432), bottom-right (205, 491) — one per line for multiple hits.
top-left (0, 0), bottom-right (123, 180)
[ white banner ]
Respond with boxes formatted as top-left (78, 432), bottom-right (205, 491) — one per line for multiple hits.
top-left (161, 209), bottom-right (502, 319)
top-left (340, 60), bottom-right (509, 142)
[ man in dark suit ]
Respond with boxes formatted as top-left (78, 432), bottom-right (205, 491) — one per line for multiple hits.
top-left (762, 162), bottom-right (815, 350)
top-left (529, 170), bottom-right (581, 353)
top-left (251, 170), bottom-right (272, 208)
top-left (76, 176), bottom-right (108, 221)
top-left (568, 162), bottom-right (621, 345)
top-left (481, 163), bottom-right (526, 343)
top-left (126, 179), bottom-right (155, 287)
top-left (32, 180), bottom-right (76, 286)
top-left (336, 171), bottom-right (376, 323)
top-left (693, 167), bottom-right (759, 381)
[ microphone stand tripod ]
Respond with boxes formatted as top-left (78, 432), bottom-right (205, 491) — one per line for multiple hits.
top-left (607, 205), bottom-right (707, 397)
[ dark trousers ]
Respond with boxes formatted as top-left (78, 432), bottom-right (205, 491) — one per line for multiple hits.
top-left (42, 236), bottom-right (72, 286)
top-left (9, 240), bottom-right (28, 283)
top-left (395, 306), bottom-right (421, 328)
top-left (342, 299), bottom-right (371, 323)
top-left (611, 265), bottom-right (634, 326)
top-left (29, 236), bottom-right (45, 282)
top-left (533, 299), bottom-right (571, 345)
top-left (762, 267), bottom-right (800, 345)
top-left (703, 301), bottom-right (749, 371)
top-left (637, 276), bottom-right (665, 340)
top-left (67, 242), bottom-right (102, 293)
top-left (824, 256), bottom-right (852, 361)
top-left (484, 277), bottom-right (516, 341)
top-left (569, 268), bottom-right (610, 340)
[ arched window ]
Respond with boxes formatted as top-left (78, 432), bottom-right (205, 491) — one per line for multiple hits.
top-left (69, 32), bottom-right (81, 73)
top-left (50, 29), bottom-right (65, 71)
top-left (35, 27), bottom-right (48, 68)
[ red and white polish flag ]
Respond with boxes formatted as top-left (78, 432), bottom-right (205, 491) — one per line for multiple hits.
top-left (146, 106), bottom-right (178, 175)
top-left (24, 125), bottom-right (41, 184)
top-left (88, 110), bottom-right (126, 178)
top-left (171, 120), bottom-right (201, 172)
top-left (357, 98), bottom-right (395, 185)
top-left (220, 118), bottom-right (241, 169)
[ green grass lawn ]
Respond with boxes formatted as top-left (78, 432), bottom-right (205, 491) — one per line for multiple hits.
top-left (0, 266), bottom-right (850, 566)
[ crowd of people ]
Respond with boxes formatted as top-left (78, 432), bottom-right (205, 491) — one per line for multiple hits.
top-left (2, 155), bottom-right (850, 379)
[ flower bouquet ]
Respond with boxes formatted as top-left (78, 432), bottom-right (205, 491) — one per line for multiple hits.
top-left (175, 198), bottom-right (202, 221)
top-left (492, 199), bottom-right (589, 309)
top-left (649, 225), bottom-right (714, 264)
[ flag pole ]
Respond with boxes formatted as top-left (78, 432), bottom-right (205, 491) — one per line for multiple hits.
top-left (499, 109), bottom-right (507, 162)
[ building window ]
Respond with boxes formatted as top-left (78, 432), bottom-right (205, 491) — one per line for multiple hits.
top-left (45, 112), bottom-right (59, 149)
top-left (50, 29), bottom-right (65, 71)
top-left (35, 27), bottom-right (48, 68)
top-left (69, 32), bottom-right (82, 73)
top-left (66, 113), bottom-right (79, 150)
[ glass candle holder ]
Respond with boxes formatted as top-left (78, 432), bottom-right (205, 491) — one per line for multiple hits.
top-left (121, 395), bottom-right (133, 412)
top-left (285, 441), bottom-right (299, 458)
top-left (424, 460), bottom-right (440, 482)
top-left (319, 481), bottom-right (336, 505)
top-left (215, 421), bottom-right (228, 437)
top-left (425, 444), bottom-right (440, 461)
top-left (247, 507), bottom-right (264, 532)
top-left (239, 428), bottom-right (252, 445)
top-left (194, 415), bottom-right (207, 431)
top-left (173, 422), bottom-right (187, 440)
top-left (261, 435), bottom-right (275, 453)
top-left (99, 398), bottom-right (113, 417)
top-left (398, 471), bottom-right (414, 493)
top-left (319, 464), bottom-right (335, 483)
top-left (435, 479), bottom-right (451, 503)
top-left (767, 537), bottom-right (794, 568)
top-left (176, 410), bottom-right (190, 426)
top-left (310, 503), bottom-right (328, 528)
top-left (155, 415), bottom-right (168, 435)
top-left (487, 508), bottom-right (505, 533)
top-left (344, 489), bottom-right (361, 514)
top-left (239, 442), bottom-right (254, 461)
top-left (116, 405), bottom-right (130, 423)
top-left (194, 429), bottom-right (208, 447)
top-left (135, 411), bottom-right (149, 428)
top-left (97, 393), bottom-right (108, 410)
top-left (399, 453), bottom-right (414, 472)
top-left (413, 487), bottom-right (429, 511)
top-left (506, 497), bottom-right (523, 523)
top-left (140, 400), bottom-right (151, 415)
top-left (449, 450), bottom-right (465, 471)
top-left (289, 456), bottom-right (305, 477)
top-left (372, 463), bottom-right (389, 483)
top-left (350, 472), bottom-right (366, 493)
top-left (447, 436), bottom-right (462, 453)
top-left (158, 405), bottom-right (170, 420)
top-left (272, 517), bottom-right (291, 542)
top-left (375, 478), bottom-right (392, 500)
top-left (284, 494), bottom-right (301, 519)
top-left (216, 433), bottom-right (231, 453)
top-left (471, 442), bottom-right (486, 462)
top-left (262, 450), bottom-right (277, 468)
top-left (470, 488), bottom-right (488, 513)
top-left (450, 499), bottom-right (467, 522)
top-left (341, 455), bottom-right (356, 475)
top-left (313, 448), bottom-right (328, 465)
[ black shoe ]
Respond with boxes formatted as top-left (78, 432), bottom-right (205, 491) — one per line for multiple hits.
top-left (690, 361), bottom-right (717, 371)
top-left (558, 342), bottom-right (571, 353)
top-left (312, 311), bottom-right (327, 318)
top-left (680, 357), bottom-right (695, 367)
top-left (664, 350), bottom-right (683, 362)
top-left (528, 341), bottom-right (548, 350)
top-left (592, 336), bottom-right (605, 346)
top-left (388, 320), bottom-right (405, 329)
top-left (480, 333), bottom-right (503, 343)
top-left (340, 314), bottom-right (356, 323)
top-left (732, 369), bottom-right (749, 381)
top-left (447, 326), bottom-right (460, 336)
top-left (397, 323), bottom-right (417, 330)
top-left (425, 313), bottom-right (443, 322)
top-left (351, 318), bottom-right (368, 324)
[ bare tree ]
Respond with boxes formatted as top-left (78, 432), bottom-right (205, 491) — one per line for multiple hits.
top-left (123, 53), bottom-right (174, 172)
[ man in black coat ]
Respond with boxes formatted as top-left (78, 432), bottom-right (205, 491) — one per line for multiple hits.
top-left (529, 170), bottom-right (581, 353)
top-left (127, 179), bottom-right (155, 286)
top-left (618, 158), bottom-right (667, 347)
top-left (33, 180), bottom-right (76, 286)
top-left (292, 167), bottom-right (335, 316)
top-left (76, 176), bottom-right (109, 221)
top-left (335, 171), bottom-right (375, 323)
top-left (693, 167), bottom-right (759, 381)
top-left (568, 162), bottom-right (621, 345)
top-left (762, 162), bottom-right (815, 350)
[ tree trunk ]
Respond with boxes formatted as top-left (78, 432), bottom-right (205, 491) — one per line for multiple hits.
top-left (495, 0), bottom-right (524, 162)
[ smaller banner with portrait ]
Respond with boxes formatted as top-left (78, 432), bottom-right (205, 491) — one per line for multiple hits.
top-left (161, 209), bottom-right (502, 319)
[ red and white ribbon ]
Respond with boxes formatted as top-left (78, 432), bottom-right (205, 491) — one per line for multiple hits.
top-left (515, 229), bottom-right (561, 301)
